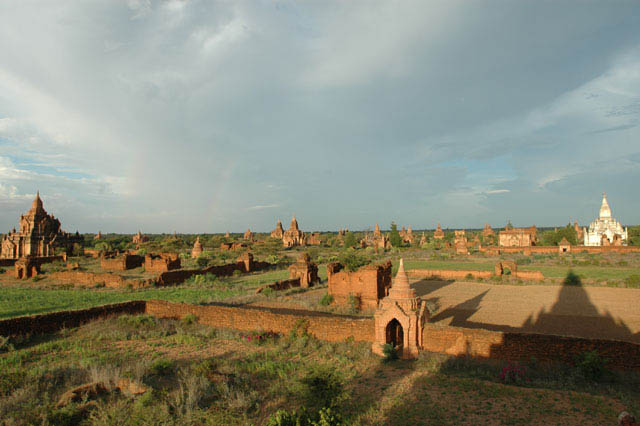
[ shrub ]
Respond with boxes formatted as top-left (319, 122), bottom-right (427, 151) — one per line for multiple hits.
top-left (181, 314), bottom-right (198, 326)
top-left (625, 274), bottom-right (640, 289)
top-left (382, 343), bottom-right (398, 363)
top-left (0, 336), bottom-right (14, 353)
top-left (196, 256), bottom-right (210, 268)
top-left (563, 270), bottom-right (582, 286)
top-left (389, 222), bottom-right (402, 247)
top-left (299, 366), bottom-right (344, 411)
top-left (337, 250), bottom-right (370, 272)
top-left (347, 294), bottom-right (360, 314)
top-left (150, 358), bottom-right (175, 376)
top-left (499, 363), bottom-right (528, 384)
top-left (319, 293), bottom-right (334, 306)
top-left (574, 350), bottom-right (607, 381)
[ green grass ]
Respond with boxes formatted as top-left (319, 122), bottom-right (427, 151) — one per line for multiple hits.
top-left (1, 315), bottom-right (636, 425)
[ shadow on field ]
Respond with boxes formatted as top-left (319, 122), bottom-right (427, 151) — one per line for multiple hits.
top-left (411, 278), bottom-right (454, 298)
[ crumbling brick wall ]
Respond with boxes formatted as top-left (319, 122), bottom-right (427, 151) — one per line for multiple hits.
top-left (408, 269), bottom-right (493, 280)
top-left (101, 254), bottom-right (144, 271)
top-left (144, 253), bottom-right (181, 273)
top-left (145, 300), bottom-right (375, 343)
top-left (0, 301), bottom-right (146, 336)
top-left (49, 271), bottom-right (149, 289)
top-left (421, 323), bottom-right (640, 371)
top-left (327, 261), bottom-right (392, 310)
top-left (255, 278), bottom-right (301, 294)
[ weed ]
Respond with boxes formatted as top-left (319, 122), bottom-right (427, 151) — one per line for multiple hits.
top-left (319, 293), bottom-right (334, 306)
top-left (150, 358), bottom-right (175, 376)
top-left (574, 350), bottom-right (607, 382)
top-left (181, 313), bottom-right (198, 326)
top-left (382, 344), bottom-right (398, 363)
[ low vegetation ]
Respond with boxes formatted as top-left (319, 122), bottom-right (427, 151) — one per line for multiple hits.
top-left (0, 315), bottom-right (637, 425)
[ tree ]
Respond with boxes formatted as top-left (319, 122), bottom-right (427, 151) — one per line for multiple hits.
top-left (343, 232), bottom-right (357, 248)
top-left (389, 222), bottom-right (402, 247)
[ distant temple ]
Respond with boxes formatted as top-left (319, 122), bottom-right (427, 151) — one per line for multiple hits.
top-left (0, 192), bottom-right (81, 259)
top-left (584, 193), bottom-right (627, 246)
top-left (498, 223), bottom-right (538, 247)
top-left (283, 216), bottom-right (305, 247)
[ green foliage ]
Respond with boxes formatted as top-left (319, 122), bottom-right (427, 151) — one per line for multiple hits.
top-left (541, 223), bottom-right (578, 246)
top-left (0, 335), bottom-right (14, 353)
top-left (181, 313), bottom-right (198, 326)
top-left (625, 274), bottom-right (640, 288)
top-left (346, 294), bottom-right (360, 313)
top-left (299, 366), bottom-right (345, 411)
top-left (628, 225), bottom-right (640, 246)
top-left (337, 249), bottom-right (370, 272)
top-left (319, 293), bottom-right (334, 306)
top-left (389, 222), bottom-right (402, 247)
top-left (117, 314), bottom-right (157, 328)
top-left (265, 408), bottom-right (343, 426)
top-left (382, 343), bottom-right (398, 363)
top-left (195, 256), bottom-right (210, 268)
top-left (71, 243), bottom-right (84, 257)
top-left (150, 357), bottom-right (175, 376)
top-left (563, 270), bottom-right (582, 286)
top-left (342, 232), bottom-right (357, 248)
top-left (574, 350), bottom-right (608, 381)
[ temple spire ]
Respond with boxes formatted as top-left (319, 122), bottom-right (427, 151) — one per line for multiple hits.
top-left (388, 258), bottom-right (415, 299)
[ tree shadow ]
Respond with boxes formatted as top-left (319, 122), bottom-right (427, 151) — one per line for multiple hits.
top-left (428, 280), bottom-right (639, 344)
top-left (411, 278), bottom-right (454, 298)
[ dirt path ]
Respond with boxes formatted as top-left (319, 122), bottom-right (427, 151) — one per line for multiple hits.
top-left (414, 279), bottom-right (640, 343)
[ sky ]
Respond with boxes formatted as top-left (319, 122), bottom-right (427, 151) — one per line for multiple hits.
top-left (1, 0), bottom-right (639, 233)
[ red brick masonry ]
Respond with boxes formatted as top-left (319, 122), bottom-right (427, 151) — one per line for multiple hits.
top-left (2, 300), bottom-right (639, 370)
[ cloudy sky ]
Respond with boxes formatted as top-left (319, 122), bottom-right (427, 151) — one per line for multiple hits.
top-left (1, 1), bottom-right (639, 233)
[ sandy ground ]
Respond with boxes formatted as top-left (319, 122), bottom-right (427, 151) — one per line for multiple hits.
top-left (413, 279), bottom-right (640, 343)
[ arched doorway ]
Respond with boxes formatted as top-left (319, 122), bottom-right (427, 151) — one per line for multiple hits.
top-left (385, 318), bottom-right (404, 348)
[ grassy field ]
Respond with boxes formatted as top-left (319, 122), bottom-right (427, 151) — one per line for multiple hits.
top-left (0, 314), bottom-right (637, 425)
top-left (0, 268), bottom-right (295, 320)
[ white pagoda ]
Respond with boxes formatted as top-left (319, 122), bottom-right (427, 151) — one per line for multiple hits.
top-left (583, 193), bottom-right (627, 246)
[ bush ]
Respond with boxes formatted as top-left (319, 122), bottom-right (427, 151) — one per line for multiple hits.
top-left (196, 256), bottom-right (210, 268)
top-left (499, 364), bottom-right (528, 384)
top-left (382, 343), bottom-right (398, 363)
top-left (299, 366), bottom-right (344, 411)
top-left (346, 294), bottom-right (360, 313)
top-left (337, 250), bottom-right (370, 272)
top-left (150, 358), bottom-right (175, 376)
top-left (319, 293), bottom-right (333, 306)
top-left (343, 232), bottom-right (357, 248)
top-left (625, 274), bottom-right (640, 289)
top-left (574, 350), bottom-right (607, 381)
top-left (563, 270), bottom-right (582, 286)
top-left (181, 314), bottom-right (198, 326)
top-left (389, 222), bottom-right (402, 247)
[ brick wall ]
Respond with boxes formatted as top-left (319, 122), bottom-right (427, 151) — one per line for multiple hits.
top-left (101, 254), bottom-right (144, 271)
top-left (0, 301), bottom-right (146, 336)
top-left (408, 269), bottom-right (493, 280)
top-left (49, 271), bottom-right (148, 289)
top-left (145, 300), bottom-right (375, 343)
top-left (328, 261), bottom-right (392, 310)
top-left (422, 323), bottom-right (640, 370)
top-left (255, 278), bottom-right (301, 294)
top-left (0, 259), bottom-right (17, 267)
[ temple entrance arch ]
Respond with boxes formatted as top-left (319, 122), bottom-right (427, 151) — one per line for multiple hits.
top-left (385, 318), bottom-right (404, 348)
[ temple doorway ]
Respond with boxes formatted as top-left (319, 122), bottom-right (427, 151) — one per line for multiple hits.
top-left (385, 318), bottom-right (404, 348)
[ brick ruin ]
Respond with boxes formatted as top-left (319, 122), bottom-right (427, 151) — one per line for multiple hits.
top-left (3, 300), bottom-right (640, 371)
top-left (558, 237), bottom-right (571, 254)
top-left (327, 260), bottom-right (392, 310)
top-left (361, 223), bottom-right (390, 251)
top-left (244, 229), bottom-right (254, 241)
top-left (288, 252), bottom-right (319, 288)
top-left (282, 216), bottom-right (305, 247)
top-left (482, 223), bottom-right (494, 238)
top-left (144, 253), bottom-right (181, 273)
top-left (1, 192), bottom-right (81, 259)
top-left (409, 261), bottom-right (544, 282)
top-left (94, 231), bottom-right (102, 240)
top-left (419, 232), bottom-right (427, 246)
top-left (220, 242), bottom-right (247, 251)
top-left (433, 222), bottom-right (445, 240)
top-left (191, 236), bottom-right (203, 259)
top-left (270, 219), bottom-right (284, 239)
top-left (454, 230), bottom-right (468, 255)
top-left (14, 256), bottom-right (40, 279)
top-left (132, 231), bottom-right (149, 245)
top-left (373, 259), bottom-right (427, 359)
top-left (100, 252), bottom-right (144, 271)
top-left (256, 252), bottom-right (319, 294)
top-left (498, 224), bottom-right (538, 247)
top-left (399, 226), bottom-right (415, 244)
